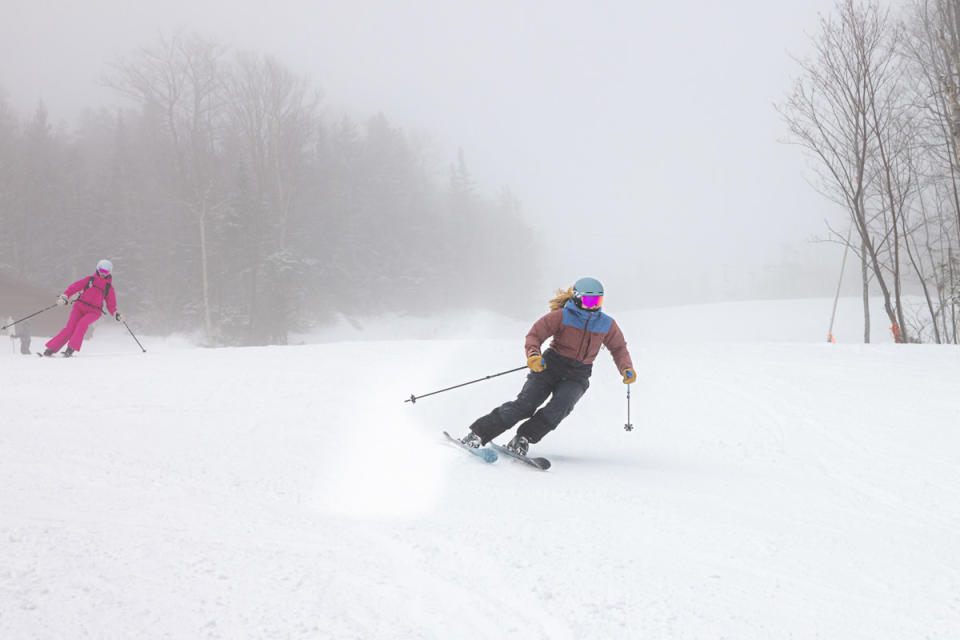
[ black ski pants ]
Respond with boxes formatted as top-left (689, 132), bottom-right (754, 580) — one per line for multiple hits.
top-left (468, 350), bottom-right (590, 444)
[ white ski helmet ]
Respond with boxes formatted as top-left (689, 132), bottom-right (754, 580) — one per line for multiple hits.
top-left (96, 259), bottom-right (113, 274)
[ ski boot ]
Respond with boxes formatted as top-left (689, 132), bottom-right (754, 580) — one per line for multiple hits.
top-left (460, 432), bottom-right (483, 449)
top-left (42, 348), bottom-right (55, 357)
top-left (62, 347), bottom-right (75, 358)
top-left (505, 434), bottom-right (530, 456)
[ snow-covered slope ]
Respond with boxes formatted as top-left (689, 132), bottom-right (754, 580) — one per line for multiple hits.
top-left (1, 299), bottom-right (958, 639)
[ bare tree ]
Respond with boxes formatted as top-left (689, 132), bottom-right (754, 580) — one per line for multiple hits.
top-left (902, 0), bottom-right (960, 342)
top-left (223, 53), bottom-right (319, 344)
top-left (0, 95), bottom-right (19, 272)
top-left (106, 32), bottom-right (229, 341)
top-left (780, 0), bottom-right (909, 342)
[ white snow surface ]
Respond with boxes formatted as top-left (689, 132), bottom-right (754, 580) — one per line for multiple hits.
top-left (2, 298), bottom-right (959, 639)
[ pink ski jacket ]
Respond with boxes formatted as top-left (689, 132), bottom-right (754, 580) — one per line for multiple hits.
top-left (64, 274), bottom-right (117, 315)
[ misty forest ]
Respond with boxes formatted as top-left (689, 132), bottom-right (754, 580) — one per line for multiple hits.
top-left (0, 33), bottom-right (536, 346)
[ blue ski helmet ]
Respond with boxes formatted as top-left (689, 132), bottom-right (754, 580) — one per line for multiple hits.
top-left (572, 277), bottom-right (604, 310)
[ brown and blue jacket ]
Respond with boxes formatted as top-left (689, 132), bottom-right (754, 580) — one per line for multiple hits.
top-left (525, 300), bottom-right (633, 381)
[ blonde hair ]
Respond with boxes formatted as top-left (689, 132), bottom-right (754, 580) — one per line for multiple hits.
top-left (549, 286), bottom-right (576, 311)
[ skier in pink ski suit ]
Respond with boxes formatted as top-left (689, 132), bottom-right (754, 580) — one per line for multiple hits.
top-left (43, 259), bottom-right (123, 357)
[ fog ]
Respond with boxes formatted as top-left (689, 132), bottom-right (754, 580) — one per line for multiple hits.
top-left (2, 0), bottom-right (842, 309)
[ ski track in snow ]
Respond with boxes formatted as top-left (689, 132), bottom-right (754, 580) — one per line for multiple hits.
top-left (1, 300), bottom-right (959, 639)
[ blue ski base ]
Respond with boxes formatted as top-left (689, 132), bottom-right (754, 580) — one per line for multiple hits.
top-left (443, 431), bottom-right (498, 463)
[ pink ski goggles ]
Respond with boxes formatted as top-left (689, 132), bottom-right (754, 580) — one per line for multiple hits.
top-left (97, 268), bottom-right (110, 276)
top-left (579, 294), bottom-right (603, 309)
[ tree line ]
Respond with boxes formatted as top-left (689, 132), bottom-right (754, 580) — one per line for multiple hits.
top-left (781, 0), bottom-right (960, 343)
top-left (0, 33), bottom-right (537, 345)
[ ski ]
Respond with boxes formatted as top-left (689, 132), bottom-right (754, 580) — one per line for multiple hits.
top-left (443, 431), bottom-right (498, 463)
top-left (489, 441), bottom-right (551, 471)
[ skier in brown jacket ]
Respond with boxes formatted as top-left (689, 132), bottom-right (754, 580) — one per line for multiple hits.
top-left (460, 277), bottom-right (636, 456)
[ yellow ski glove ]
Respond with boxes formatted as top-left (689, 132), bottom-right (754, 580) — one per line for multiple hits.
top-left (622, 368), bottom-right (637, 384)
top-left (527, 352), bottom-right (546, 372)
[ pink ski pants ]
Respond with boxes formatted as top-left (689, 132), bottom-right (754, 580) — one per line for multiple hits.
top-left (46, 304), bottom-right (101, 352)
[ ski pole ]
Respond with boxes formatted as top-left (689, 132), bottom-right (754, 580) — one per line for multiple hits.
top-left (624, 384), bottom-right (634, 432)
top-left (405, 365), bottom-right (526, 404)
top-left (0, 304), bottom-right (58, 331)
top-left (123, 320), bottom-right (147, 353)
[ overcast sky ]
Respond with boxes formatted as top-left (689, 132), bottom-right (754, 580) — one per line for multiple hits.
top-left (1, 0), bottom-right (844, 306)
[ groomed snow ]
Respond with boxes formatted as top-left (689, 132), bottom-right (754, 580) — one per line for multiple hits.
top-left (1, 298), bottom-right (958, 639)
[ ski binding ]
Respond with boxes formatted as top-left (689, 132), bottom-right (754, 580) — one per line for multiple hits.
top-left (489, 441), bottom-right (551, 471)
top-left (443, 431), bottom-right (498, 463)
